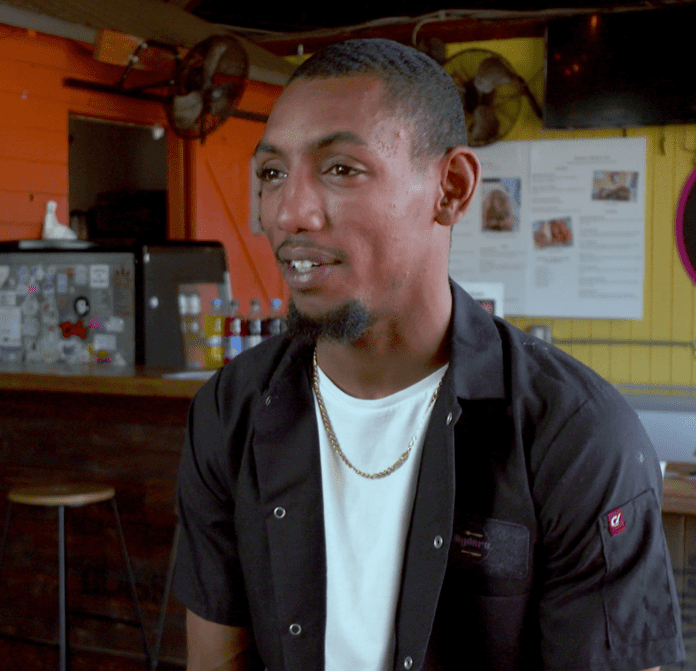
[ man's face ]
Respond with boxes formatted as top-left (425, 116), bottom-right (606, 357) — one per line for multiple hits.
top-left (255, 76), bottom-right (445, 322)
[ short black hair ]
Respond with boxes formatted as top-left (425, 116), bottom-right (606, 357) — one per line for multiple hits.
top-left (288, 38), bottom-right (468, 164)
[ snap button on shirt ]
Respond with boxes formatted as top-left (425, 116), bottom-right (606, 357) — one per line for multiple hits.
top-left (404, 656), bottom-right (413, 669)
top-left (265, 395), bottom-right (272, 406)
top-left (434, 535), bottom-right (444, 549)
top-left (289, 623), bottom-right (302, 636)
top-left (446, 412), bottom-right (453, 425)
top-left (273, 506), bottom-right (286, 519)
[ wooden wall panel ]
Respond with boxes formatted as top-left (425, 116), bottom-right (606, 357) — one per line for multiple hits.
top-left (649, 127), bottom-right (673, 385)
top-left (0, 127), bottom-right (67, 163)
top-left (0, 91), bottom-right (66, 131)
top-left (1, 157), bottom-right (67, 193)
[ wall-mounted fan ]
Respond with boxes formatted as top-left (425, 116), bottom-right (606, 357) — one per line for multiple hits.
top-left (165, 35), bottom-right (250, 143)
top-left (64, 34), bottom-right (267, 144)
top-left (443, 48), bottom-right (542, 147)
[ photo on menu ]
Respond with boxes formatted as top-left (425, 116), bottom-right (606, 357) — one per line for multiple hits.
top-left (480, 178), bottom-right (521, 232)
top-left (591, 171), bottom-right (639, 202)
top-left (533, 217), bottom-right (574, 249)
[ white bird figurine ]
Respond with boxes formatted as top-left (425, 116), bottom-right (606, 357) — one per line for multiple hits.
top-left (42, 200), bottom-right (76, 240)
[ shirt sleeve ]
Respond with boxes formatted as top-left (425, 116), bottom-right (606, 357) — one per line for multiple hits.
top-left (532, 386), bottom-right (685, 670)
top-left (172, 373), bottom-right (253, 626)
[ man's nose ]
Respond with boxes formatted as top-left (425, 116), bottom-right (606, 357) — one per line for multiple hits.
top-left (273, 171), bottom-right (325, 234)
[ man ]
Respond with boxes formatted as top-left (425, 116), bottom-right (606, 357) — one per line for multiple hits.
top-left (173, 39), bottom-right (684, 671)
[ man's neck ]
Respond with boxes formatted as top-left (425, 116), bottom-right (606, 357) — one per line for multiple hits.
top-left (314, 287), bottom-right (452, 400)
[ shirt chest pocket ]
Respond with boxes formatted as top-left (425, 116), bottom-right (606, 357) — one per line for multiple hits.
top-left (446, 516), bottom-right (532, 590)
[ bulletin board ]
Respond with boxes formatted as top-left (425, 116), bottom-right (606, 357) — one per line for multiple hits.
top-left (449, 137), bottom-right (646, 319)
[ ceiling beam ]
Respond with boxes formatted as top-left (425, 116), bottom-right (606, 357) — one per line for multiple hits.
top-left (0, 0), bottom-right (295, 84)
top-left (0, 2), bottom-right (96, 42)
top-left (255, 17), bottom-right (546, 57)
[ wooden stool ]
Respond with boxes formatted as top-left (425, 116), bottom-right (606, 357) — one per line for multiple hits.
top-left (0, 483), bottom-right (151, 670)
top-left (151, 521), bottom-right (180, 671)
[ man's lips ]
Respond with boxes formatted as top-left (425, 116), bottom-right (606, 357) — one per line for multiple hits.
top-left (275, 245), bottom-right (342, 289)
top-left (276, 244), bottom-right (342, 266)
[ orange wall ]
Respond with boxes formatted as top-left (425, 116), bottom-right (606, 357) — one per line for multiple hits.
top-left (0, 26), bottom-right (168, 239)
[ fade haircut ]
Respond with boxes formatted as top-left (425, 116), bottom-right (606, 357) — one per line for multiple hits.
top-left (288, 38), bottom-right (468, 165)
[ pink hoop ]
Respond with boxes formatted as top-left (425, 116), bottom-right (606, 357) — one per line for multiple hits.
top-left (676, 167), bottom-right (696, 284)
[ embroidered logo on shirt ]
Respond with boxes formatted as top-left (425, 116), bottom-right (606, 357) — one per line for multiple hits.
top-left (453, 530), bottom-right (491, 559)
top-left (453, 517), bottom-right (530, 579)
top-left (607, 507), bottom-right (626, 536)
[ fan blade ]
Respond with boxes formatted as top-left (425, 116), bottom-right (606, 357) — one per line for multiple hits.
top-left (202, 39), bottom-right (233, 86)
top-left (474, 57), bottom-right (516, 94)
top-left (172, 91), bottom-right (204, 129)
top-left (208, 85), bottom-right (236, 118)
top-left (469, 105), bottom-right (500, 145)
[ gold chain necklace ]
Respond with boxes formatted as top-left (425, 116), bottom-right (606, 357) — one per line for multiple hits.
top-left (312, 348), bottom-right (443, 480)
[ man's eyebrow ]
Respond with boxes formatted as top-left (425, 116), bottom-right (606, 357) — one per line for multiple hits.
top-left (254, 131), bottom-right (368, 158)
top-left (311, 131), bottom-right (368, 152)
top-left (254, 140), bottom-right (279, 156)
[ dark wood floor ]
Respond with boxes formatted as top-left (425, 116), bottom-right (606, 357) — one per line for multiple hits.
top-left (0, 634), bottom-right (185, 670)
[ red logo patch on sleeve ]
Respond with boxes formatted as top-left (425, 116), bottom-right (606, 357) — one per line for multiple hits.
top-left (607, 508), bottom-right (626, 536)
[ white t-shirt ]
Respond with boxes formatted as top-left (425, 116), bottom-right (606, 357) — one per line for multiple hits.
top-left (314, 363), bottom-right (448, 671)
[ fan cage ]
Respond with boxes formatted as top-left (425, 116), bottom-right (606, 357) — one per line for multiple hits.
top-left (443, 48), bottom-right (524, 147)
top-left (166, 35), bottom-right (249, 143)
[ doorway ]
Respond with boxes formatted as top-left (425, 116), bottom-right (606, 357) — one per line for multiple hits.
top-left (68, 116), bottom-right (168, 240)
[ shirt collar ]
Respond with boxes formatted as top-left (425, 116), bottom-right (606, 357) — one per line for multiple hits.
top-left (447, 279), bottom-right (506, 400)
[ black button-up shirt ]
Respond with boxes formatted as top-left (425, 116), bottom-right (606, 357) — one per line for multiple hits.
top-left (174, 281), bottom-right (684, 670)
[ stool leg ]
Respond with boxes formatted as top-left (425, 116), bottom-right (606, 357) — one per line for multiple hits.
top-left (151, 522), bottom-right (180, 671)
top-left (110, 499), bottom-right (152, 668)
top-left (0, 501), bottom-right (13, 572)
top-left (58, 505), bottom-right (68, 671)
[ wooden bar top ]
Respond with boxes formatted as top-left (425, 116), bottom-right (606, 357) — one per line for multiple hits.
top-left (0, 362), bottom-right (215, 398)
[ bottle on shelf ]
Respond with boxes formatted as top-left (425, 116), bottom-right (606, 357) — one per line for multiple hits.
top-left (262, 298), bottom-right (286, 339)
top-left (244, 299), bottom-right (264, 351)
top-left (224, 299), bottom-right (246, 363)
top-left (204, 298), bottom-right (225, 370)
top-left (181, 291), bottom-right (204, 369)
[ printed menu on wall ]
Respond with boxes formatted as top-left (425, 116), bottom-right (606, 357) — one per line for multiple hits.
top-left (449, 137), bottom-right (646, 319)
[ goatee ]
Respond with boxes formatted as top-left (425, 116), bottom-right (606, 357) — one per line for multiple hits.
top-left (285, 299), bottom-right (374, 344)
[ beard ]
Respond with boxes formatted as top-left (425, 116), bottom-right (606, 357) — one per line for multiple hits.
top-left (285, 299), bottom-right (375, 344)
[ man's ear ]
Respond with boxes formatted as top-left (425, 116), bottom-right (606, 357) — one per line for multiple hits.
top-left (435, 146), bottom-right (481, 226)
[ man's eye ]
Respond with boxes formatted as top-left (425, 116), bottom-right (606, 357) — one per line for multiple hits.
top-left (256, 167), bottom-right (284, 182)
top-left (327, 164), bottom-right (359, 177)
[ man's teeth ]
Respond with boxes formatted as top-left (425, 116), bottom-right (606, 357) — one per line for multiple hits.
top-left (290, 260), bottom-right (319, 272)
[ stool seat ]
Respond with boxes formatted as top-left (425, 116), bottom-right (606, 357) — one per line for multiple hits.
top-left (8, 484), bottom-right (115, 507)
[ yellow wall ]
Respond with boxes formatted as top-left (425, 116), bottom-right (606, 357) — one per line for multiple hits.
top-left (446, 38), bottom-right (696, 388)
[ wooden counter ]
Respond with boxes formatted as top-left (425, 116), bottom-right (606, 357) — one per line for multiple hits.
top-left (0, 362), bottom-right (213, 398)
top-left (0, 365), bottom-right (216, 664)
